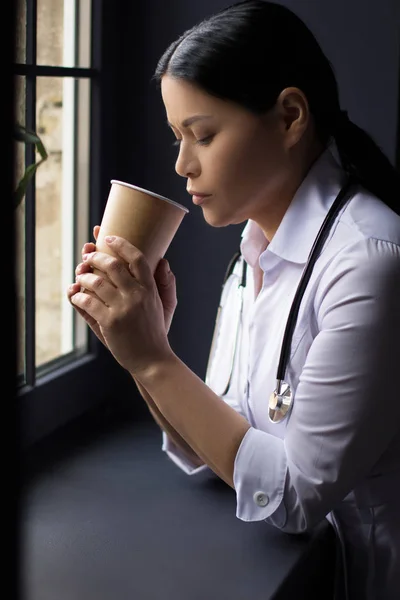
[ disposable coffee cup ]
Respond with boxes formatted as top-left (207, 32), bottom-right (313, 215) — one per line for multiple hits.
top-left (94, 180), bottom-right (189, 276)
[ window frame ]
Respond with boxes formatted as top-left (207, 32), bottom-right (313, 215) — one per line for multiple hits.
top-left (14, 0), bottom-right (131, 448)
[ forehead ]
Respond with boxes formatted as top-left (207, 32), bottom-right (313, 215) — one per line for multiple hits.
top-left (161, 76), bottom-right (230, 123)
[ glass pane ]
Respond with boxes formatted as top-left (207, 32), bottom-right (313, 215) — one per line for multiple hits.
top-left (35, 77), bottom-right (90, 369)
top-left (74, 78), bottom-right (91, 352)
top-left (15, 0), bottom-right (26, 64)
top-left (37, 0), bottom-right (92, 68)
top-left (14, 76), bottom-right (26, 377)
top-left (78, 0), bottom-right (92, 67)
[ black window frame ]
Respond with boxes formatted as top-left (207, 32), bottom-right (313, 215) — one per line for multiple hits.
top-left (13, 0), bottom-right (132, 449)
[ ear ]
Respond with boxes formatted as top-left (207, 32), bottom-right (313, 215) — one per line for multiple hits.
top-left (275, 87), bottom-right (310, 149)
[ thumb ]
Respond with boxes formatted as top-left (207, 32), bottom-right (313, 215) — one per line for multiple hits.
top-left (93, 225), bottom-right (100, 242)
top-left (154, 259), bottom-right (177, 332)
top-left (154, 258), bottom-right (171, 286)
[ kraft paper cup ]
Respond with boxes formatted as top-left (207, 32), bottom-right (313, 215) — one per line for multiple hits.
top-left (88, 181), bottom-right (189, 291)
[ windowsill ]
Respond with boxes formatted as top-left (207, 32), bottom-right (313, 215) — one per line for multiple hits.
top-left (20, 403), bottom-right (337, 599)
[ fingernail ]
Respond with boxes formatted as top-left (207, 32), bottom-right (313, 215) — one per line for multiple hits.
top-left (165, 260), bottom-right (171, 273)
top-left (105, 236), bottom-right (115, 243)
top-left (82, 253), bottom-right (89, 261)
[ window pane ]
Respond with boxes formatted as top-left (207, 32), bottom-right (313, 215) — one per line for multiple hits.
top-left (35, 76), bottom-right (90, 368)
top-left (15, 76), bottom-right (26, 377)
top-left (37, 0), bottom-right (92, 68)
top-left (15, 0), bottom-right (26, 64)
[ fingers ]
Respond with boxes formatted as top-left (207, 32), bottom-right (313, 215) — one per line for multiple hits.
top-left (67, 283), bottom-right (99, 328)
top-left (83, 223), bottom-right (100, 255)
top-left (83, 241), bottom-right (96, 255)
top-left (76, 236), bottom-right (154, 292)
top-left (76, 261), bottom-right (92, 276)
top-left (67, 282), bottom-right (81, 301)
top-left (80, 250), bottom-right (135, 290)
top-left (75, 271), bottom-right (117, 306)
top-left (102, 236), bottom-right (153, 288)
top-left (70, 289), bottom-right (108, 323)
top-left (78, 231), bottom-right (99, 275)
top-left (80, 243), bottom-right (96, 275)
top-left (68, 227), bottom-right (105, 328)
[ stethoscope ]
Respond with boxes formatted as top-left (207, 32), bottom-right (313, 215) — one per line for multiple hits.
top-left (206, 176), bottom-right (356, 424)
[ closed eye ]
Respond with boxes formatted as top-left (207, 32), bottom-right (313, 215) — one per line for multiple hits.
top-left (196, 135), bottom-right (214, 146)
top-left (172, 135), bottom-right (214, 147)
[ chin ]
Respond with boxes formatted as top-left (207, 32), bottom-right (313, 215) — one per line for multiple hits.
top-left (202, 212), bottom-right (232, 228)
top-left (201, 207), bottom-right (242, 228)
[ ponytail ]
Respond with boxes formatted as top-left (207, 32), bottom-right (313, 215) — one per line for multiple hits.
top-left (331, 112), bottom-right (400, 215)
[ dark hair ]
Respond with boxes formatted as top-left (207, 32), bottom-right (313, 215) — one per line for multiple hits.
top-left (153, 0), bottom-right (400, 214)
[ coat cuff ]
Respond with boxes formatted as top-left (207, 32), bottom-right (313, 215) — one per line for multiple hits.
top-left (233, 427), bottom-right (288, 526)
top-left (162, 432), bottom-right (209, 475)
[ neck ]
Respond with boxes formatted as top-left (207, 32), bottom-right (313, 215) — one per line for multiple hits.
top-left (256, 138), bottom-right (325, 242)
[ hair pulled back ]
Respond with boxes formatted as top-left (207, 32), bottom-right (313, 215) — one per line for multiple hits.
top-left (154, 0), bottom-right (400, 214)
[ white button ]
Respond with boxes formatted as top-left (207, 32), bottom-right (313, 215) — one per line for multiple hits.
top-left (253, 491), bottom-right (269, 507)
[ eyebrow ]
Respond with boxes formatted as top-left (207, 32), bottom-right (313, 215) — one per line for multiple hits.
top-left (167, 115), bottom-right (213, 129)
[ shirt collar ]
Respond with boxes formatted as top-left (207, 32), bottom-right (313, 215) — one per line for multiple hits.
top-left (240, 143), bottom-right (347, 269)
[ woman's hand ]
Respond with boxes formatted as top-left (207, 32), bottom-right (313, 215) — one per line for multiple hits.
top-left (67, 226), bottom-right (177, 338)
top-left (66, 227), bottom-right (178, 373)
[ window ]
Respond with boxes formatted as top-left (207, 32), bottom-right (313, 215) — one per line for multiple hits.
top-left (14, 0), bottom-right (126, 447)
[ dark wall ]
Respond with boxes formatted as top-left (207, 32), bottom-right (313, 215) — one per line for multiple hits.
top-left (102, 0), bottom-right (400, 380)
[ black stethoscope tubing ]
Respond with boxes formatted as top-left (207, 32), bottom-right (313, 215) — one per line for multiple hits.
top-left (220, 176), bottom-right (356, 420)
top-left (276, 176), bottom-right (356, 383)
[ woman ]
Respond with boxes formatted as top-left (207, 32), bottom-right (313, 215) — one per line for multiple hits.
top-left (67, 2), bottom-right (400, 598)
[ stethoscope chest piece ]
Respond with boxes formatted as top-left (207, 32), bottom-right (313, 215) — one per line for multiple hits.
top-left (269, 381), bottom-right (293, 423)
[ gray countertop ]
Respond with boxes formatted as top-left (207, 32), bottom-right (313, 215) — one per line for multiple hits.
top-left (20, 405), bottom-right (336, 600)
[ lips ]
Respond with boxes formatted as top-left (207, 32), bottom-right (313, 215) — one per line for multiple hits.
top-left (192, 194), bottom-right (211, 205)
top-left (188, 189), bottom-right (211, 205)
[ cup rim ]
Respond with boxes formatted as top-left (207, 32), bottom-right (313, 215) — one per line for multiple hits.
top-left (110, 180), bottom-right (189, 213)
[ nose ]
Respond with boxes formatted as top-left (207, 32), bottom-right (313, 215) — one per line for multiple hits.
top-left (175, 143), bottom-right (201, 179)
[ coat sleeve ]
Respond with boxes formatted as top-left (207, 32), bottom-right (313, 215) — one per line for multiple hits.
top-left (233, 238), bottom-right (400, 533)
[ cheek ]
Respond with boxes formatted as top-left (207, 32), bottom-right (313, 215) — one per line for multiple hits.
top-left (206, 139), bottom-right (255, 186)
top-left (216, 138), bottom-right (283, 200)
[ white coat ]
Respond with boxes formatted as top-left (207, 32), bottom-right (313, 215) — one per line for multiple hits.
top-left (162, 143), bottom-right (400, 599)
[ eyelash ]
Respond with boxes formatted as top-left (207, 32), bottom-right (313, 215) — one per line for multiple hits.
top-left (173, 135), bottom-right (214, 147)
